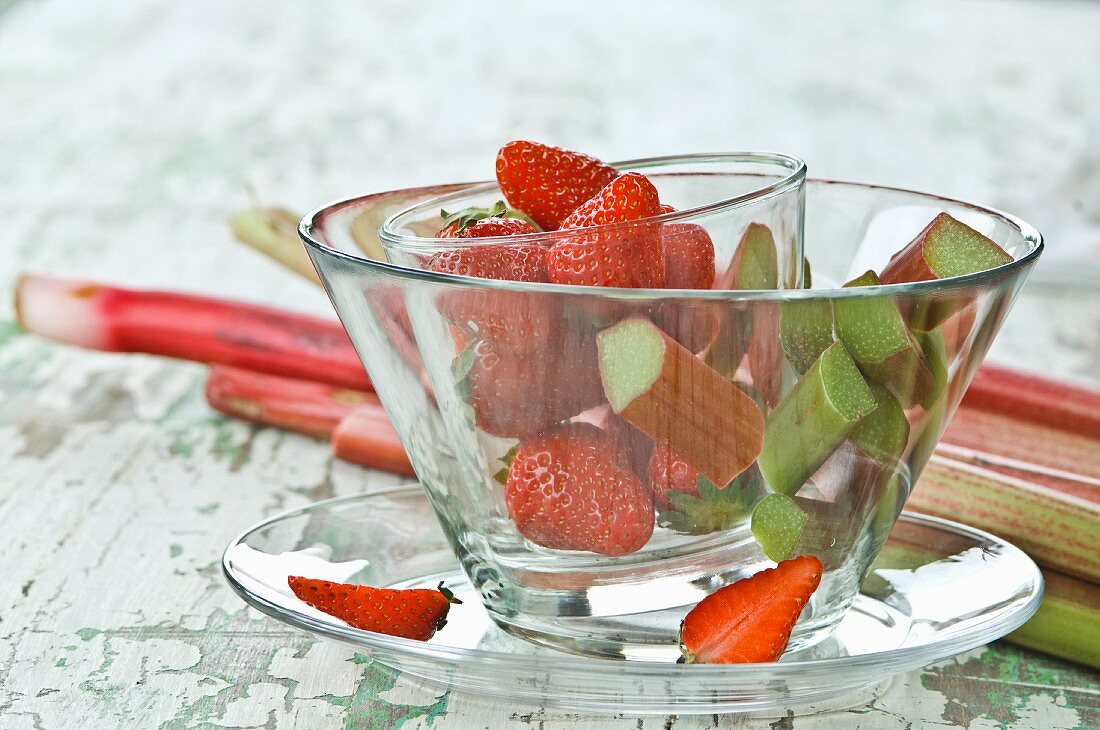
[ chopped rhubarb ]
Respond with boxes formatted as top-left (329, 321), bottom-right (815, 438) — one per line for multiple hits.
top-left (205, 365), bottom-right (374, 438)
top-left (706, 223), bottom-right (779, 377)
top-left (880, 212), bottom-right (1013, 284)
top-left (598, 318), bottom-right (765, 487)
top-left (833, 270), bottom-right (937, 408)
top-left (779, 299), bottom-right (834, 375)
top-left (879, 213), bottom-right (1013, 329)
top-left (757, 342), bottom-right (877, 496)
top-left (750, 493), bottom-right (807, 562)
top-left (15, 274), bottom-right (371, 391)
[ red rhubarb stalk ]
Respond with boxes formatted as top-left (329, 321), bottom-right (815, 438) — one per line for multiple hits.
top-left (962, 364), bottom-right (1100, 441)
top-left (205, 365), bottom-right (375, 438)
top-left (15, 274), bottom-right (371, 391)
top-left (332, 405), bottom-right (415, 476)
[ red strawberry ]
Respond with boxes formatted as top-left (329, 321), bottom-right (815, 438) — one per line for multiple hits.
top-left (548, 173), bottom-right (665, 289)
top-left (288, 577), bottom-right (460, 640)
top-left (647, 442), bottom-right (700, 509)
top-left (426, 243), bottom-right (548, 281)
top-left (496, 141), bottom-right (617, 230)
top-left (428, 243), bottom-right (553, 352)
top-left (679, 555), bottom-right (823, 663)
top-left (504, 424), bottom-right (654, 555)
top-left (662, 223), bottom-right (715, 290)
top-left (457, 338), bottom-right (603, 439)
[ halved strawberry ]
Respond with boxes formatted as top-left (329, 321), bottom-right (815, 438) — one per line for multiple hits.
top-left (547, 173), bottom-right (665, 289)
top-left (504, 423), bottom-right (654, 555)
top-left (496, 141), bottom-right (618, 230)
top-left (288, 577), bottom-right (460, 641)
top-left (679, 555), bottom-right (824, 663)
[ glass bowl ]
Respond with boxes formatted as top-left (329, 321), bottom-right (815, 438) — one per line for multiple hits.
top-left (299, 174), bottom-right (1041, 659)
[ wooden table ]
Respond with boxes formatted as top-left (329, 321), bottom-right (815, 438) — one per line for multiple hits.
top-left (2, 0), bottom-right (1098, 726)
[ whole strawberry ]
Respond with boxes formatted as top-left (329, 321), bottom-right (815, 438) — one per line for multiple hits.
top-left (679, 555), bottom-right (823, 663)
top-left (427, 243), bottom-right (552, 352)
top-left (288, 577), bottom-right (460, 640)
top-left (548, 173), bottom-right (665, 289)
top-left (496, 141), bottom-right (617, 230)
top-left (504, 424), bottom-right (654, 556)
top-left (647, 442), bottom-right (700, 509)
top-left (662, 222), bottom-right (715, 290)
top-left (456, 339), bottom-right (603, 439)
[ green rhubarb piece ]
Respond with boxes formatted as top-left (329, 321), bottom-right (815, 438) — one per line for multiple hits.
top-left (779, 300), bottom-right (834, 374)
top-left (758, 342), bottom-right (877, 496)
top-left (733, 223), bottom-right (779, 290)
top-left (881, 212), bottom-right (1013, 282)
top-left (833, 270), bottom-right (937, 408)
top-left (912, 327), bottom-right (948, 410)
top-left (851, 384), bottom-right (910, 464)
top-left (751, 493), bottom-right (807, 562)
top-left (802, 257), bottom-right (812, 289)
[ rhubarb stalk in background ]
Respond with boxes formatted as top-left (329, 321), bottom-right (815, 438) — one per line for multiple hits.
top-left (15, 274), bottom-right (371, 391)
top-left (205, 365), bottom-right (374, 438)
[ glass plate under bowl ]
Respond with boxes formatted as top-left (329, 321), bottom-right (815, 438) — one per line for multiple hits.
top-left (222, 486), bottom-right (1042, 716)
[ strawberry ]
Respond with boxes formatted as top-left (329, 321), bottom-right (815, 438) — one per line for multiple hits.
top-left (288, 577), bottom-right (460, 641)
top-left (679, 555), bottom-right (823, 664)
top-left (455, 338), bottom-right (603, 439)
top-left (496, 141), bottom-right (618, 230)
top-left (504, 424), bottom-right (654, 555)
top-left (548, 173), bottom-right (665, 289)
top-left (647, 442), bottom-right (700, 509)
top-left (662, 223), bottom-right (715, 290)
top-left (427, 243), bottom-right (553, 353)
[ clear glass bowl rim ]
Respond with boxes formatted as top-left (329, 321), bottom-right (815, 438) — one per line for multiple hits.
top-left (221, 485), bottom-right (1043, 679)
top-left (378, 152), bottom-right (807, 249)
top-left (300, 177), bottom-right (1043, 301)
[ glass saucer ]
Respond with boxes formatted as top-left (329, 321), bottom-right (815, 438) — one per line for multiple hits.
top-left (222, 486), bottom-right (1042, 715)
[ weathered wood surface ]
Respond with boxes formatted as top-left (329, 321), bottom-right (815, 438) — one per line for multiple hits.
top-left (1, 0), bottom-right (1099, 727)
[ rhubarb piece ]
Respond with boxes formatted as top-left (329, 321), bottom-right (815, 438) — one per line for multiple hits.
top-left (880, 212), bottom-right (1013, 284)
top-left (229, 207), bottom-right (322, 285)
top-left (750, 493), bottom-right (807, 562)
top-left (912, 326), bottom-right (948, 408)
top-left (757, 342), bottom-right (877, 496)
top-left (288, 577), bottom-right (459, 640)
top-left (910, 457), bottom-right (1100, 583)
top-left (332, 405), bottom-right (415, 476)
top-left (658, 468), bottom-right (763, 534)
top-left (15, 274), bottom-right (372, 391)
top-left (707, 224), bottom-right (779, 377)
top-left (779, 300), bottom-right (834, 374)
top-left (205, 365), bottom-right (374, 438)
top-left (746, 304), bottom-right (785, 408)
top-left (679, 555), bottom-right (823, 664)
top-left (833, 270), bottom-right (937, 408)
top-left (1005, 569), bottom-right (1100, 669)
top-left (963, 364), bottom-right (1100, 441)
top-left (879, 213), bottom-right (1013, 328)
top-left (811, 384), bottom-right (909, 501)
top-left (598, 318), bottom-right (765, 487)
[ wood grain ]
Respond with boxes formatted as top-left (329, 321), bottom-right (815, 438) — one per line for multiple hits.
top-left (1, 0), bottom-right (1099, 727)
